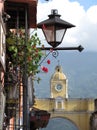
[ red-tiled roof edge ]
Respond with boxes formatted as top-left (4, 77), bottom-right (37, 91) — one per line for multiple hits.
top-left (7, 0), bottom-right (37, 5)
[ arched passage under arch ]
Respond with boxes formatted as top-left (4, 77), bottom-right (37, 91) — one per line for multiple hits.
top-left (41, 117), bottom-right (79, 130)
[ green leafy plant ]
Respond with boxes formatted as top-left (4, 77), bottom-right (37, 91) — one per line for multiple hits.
top-left (6, 29), bottom-right (43, 78)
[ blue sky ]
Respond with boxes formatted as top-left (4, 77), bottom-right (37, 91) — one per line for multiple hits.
top-left (39, 0), bottom-right (97, 10)
top-left (37, 0), bottom-right (97, 51)
top-left (70, 0), bottom-right (97, 10)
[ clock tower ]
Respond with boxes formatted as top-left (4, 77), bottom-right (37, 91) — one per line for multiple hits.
top-left (50, 65), bottom-right (68, 99)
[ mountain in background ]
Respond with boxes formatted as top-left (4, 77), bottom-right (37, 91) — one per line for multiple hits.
top-left (34, 51), bottom-right (97, 99)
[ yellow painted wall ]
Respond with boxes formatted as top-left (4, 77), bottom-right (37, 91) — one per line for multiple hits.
top-left (33, 98), bottom-right (95, 130)
top-left (34, 98), bottom-right (94, 111)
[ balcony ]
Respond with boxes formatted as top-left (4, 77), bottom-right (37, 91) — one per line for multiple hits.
top-left (5, 0), bottom-right (37, 29)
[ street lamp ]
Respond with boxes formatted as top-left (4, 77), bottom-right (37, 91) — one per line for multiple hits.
top-left (37, 9), bottom-right (75, 48)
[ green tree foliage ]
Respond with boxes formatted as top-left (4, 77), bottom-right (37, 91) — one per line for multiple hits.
top-left (6, 29), bottom-right (43, 78)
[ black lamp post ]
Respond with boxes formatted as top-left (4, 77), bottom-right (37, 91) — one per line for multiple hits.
top-left (37, 9), bottom-right (75, 48)
top-left (37, 9), bottom-right (84, 52)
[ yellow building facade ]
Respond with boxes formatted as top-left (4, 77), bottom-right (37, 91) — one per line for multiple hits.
top-left (33, 65), bottom-right (95, 130)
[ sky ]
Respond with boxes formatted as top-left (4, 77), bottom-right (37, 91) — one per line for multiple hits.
top-left (37, 0), bottom-right (97, 52)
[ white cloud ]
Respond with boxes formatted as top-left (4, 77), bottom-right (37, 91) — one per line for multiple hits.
top-left (37, 0), bottom-right (97, 51)
top-left (87, 5), bottom-right (97, 24)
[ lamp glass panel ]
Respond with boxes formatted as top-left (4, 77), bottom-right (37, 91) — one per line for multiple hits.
top-left (56, 27), bottom-right (66, 42)
top-left (42, 26), bottom-right (55, 42)
top-left (43, 25), bottom-right (66, 43)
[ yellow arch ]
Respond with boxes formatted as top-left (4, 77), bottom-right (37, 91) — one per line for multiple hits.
top-left (33, 66), bottom-right (95, 130)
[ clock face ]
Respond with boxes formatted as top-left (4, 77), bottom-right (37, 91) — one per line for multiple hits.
top-left (55, 84), bottom-right (63, 92)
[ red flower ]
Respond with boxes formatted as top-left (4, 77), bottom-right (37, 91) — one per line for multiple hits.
top-left (45, 67), bottom-right (48, 73)
top-left (47, 59), bottom-right (51, 64)
top-left (28, 56), bottom-right (32, 61)
top-left (41, 66), bottom-right (48, 73)
top-left (50, 48), bottom-right (53, 52)
top-left (42, 24), bottom-right (46, 30)
top-left (32, 45), bottom-right (36, 49)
